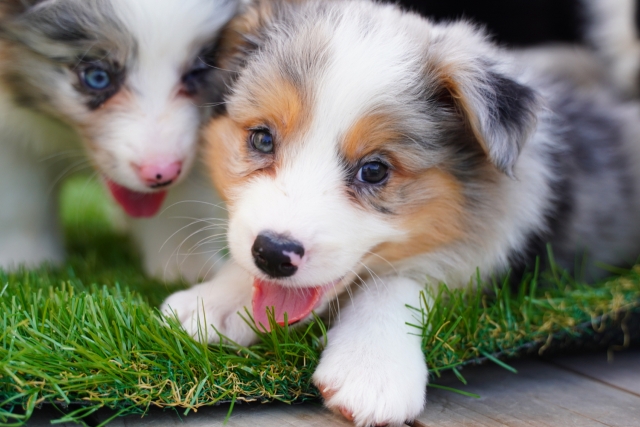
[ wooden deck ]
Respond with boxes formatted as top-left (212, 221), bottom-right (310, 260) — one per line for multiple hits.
top-left (26, 348), bottom-right (640, 426)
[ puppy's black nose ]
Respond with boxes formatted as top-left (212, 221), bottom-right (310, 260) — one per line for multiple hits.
top-left (252, 232), bottom-right (305, 278)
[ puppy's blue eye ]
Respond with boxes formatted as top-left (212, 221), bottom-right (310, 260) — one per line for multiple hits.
top-left (82, 67), bottom-right (111, 90)
top-left (250, 130), bottom-right (274, 154)
top-left (357, 162), bottom-right (389, 184)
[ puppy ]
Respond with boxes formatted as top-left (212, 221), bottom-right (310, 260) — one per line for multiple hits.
top-left (0, 0), bottom-right (242, 280)
top-left (583, 0), bottom-right (640, 97)
top-left (162, 0), bottom-right (640, 425)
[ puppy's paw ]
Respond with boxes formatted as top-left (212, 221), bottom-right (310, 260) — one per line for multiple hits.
top-left (312, 338), bottom-right (427, 427)
top-left (160, 263), bottom-right (257, 345)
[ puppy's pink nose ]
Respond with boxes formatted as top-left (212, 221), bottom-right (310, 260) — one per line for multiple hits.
top-left (136, 161), bottom-right (182, 188)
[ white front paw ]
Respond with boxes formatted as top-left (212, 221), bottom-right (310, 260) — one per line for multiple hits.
top-left (313, 341), bottom-right (427, 427)
top-left (160, 262), bottom-right (257, 346)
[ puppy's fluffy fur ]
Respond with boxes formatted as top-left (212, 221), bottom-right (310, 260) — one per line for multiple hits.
top-left (162, 0), bottom-right (640, 425)
top-left (583, 0), bottom-right (640, 97)
top-left (0, 0), bottom-right (241, 280)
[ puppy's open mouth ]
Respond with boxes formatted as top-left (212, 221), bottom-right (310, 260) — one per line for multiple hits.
top-left (106, 180), bottom-right (168, 218)
top-left (252, 278), bottom-right (338, 331)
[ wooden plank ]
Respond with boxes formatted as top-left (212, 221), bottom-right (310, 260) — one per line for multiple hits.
top-left (548, 348), bottom-right (640, 396)
top-left (416, 357), bottom-right (640, 427)
top-left (414, 396), bottom-right (511, 427)
top-left (225, 402), bottom-right (353, 427)
top-left (117, 402), bottom-right (353, 427)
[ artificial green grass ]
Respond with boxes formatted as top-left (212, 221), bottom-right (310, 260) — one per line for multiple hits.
top-left (1, 177), bottom-right (639, 426)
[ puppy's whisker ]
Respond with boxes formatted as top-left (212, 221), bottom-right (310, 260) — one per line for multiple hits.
top-left (161, 222), bottom-right (224, 278)
top-left (347, 267), bottom-right (368, 292)
top-left (191, 100), bottom-right (229, 109)
top-left (183, 232), bottom-right (229, 256)
top-left (186, 237), bottom-right (226, 249)
top-left (182, 247), bottom-right (228, 256)
top-left (355, 262), bottom-right (381, 292)
top-left (39, 149), bottom-right (85, 163)
top-left (343, 278), bottom-right (357, 311)
top-left (169, 216), bottom-right (230, 226)
top-left (47, 160), bottom-right (92, 196)
top-left (328, 284), bottom-right (342, 325)
top-left (346, 263), bottom-right (371, 293)
top-left (196, 57), bottom-right (239, 73)
top-left (159, 219), bottom-right (227, 253)
top-left (363, 251), bottom-right (398, 275)
top-left (198, 246), bottom-right (231, 280)
top-left (162, 200), bottom-right (229, 212)
top-left (80, 171), bottom-right (100, 190)
top-left (73, 43), bottom-right (113, 70)
top-left (197, 101), bottom-right (228, 108)
top-left (170, 224), bottom-right (224, 267)
top-left (187, 235), bottom-right (229, 253)
top-left (359, 262), bottom-right (389, 293)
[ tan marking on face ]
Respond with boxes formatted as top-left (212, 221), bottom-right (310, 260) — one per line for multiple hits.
top-left (342, 113), bottom-right (405, 163)
top-left (204, 113), bottom-right (279, 204)
top-left (204, 115), bottom-right (250, 203)
top-left (373, 168), bottom-right (466, 263)
top-left (232, 77), bottom-right (309, 141)
top-left (205, 73), bottom-right (309, 207)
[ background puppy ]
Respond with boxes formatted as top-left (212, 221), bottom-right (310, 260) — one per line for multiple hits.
top-left (582, 0), bottom-right (640, 97)
top-left (162, 0), bottom-right (640, 425)
top-left (0, 0), bottom-right (240, 280)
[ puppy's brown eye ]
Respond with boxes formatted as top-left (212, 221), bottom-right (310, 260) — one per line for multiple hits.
top-left (357, 161), bottom-right (389, 184)
top-left (250, 129), bottom-right (274, 154)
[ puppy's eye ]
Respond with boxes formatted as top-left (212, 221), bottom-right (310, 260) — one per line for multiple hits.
top-left (81, 67), bottom-right (112, 91)
top-left (250, 130), bottom-right (274, 154)
top-left (357, 162), bottom-right (389, 184)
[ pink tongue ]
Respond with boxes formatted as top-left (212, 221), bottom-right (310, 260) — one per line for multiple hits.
top-left (106, 180), bottom-right (168, 218)
top-left (252, 278), bottom-right (325, 331)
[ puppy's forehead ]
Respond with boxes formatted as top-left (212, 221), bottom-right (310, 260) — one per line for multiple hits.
top-left (112, 0), bottom-right (236, 62)
top-left (314, 9), bottom-right (424, 127)
top-left (231, 2), bottom-right (427, 136)
top-left (8, 0), bottom-right (235, 66)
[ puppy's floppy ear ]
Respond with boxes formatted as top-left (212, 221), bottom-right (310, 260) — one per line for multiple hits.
top-left (427, 24), bottom-right (541, 176)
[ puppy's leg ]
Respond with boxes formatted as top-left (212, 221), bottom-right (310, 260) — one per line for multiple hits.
top-left (313, 277), bottom-right (427, 427)
top-left (130, 165), bottom-right (228, 283)
top-left (160, 260), bottom-right (258, 346)
top-left (0, 143), bottom-right (64, 269)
